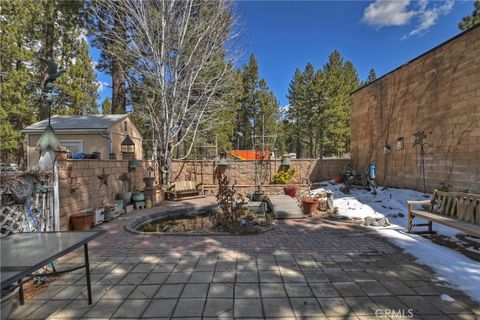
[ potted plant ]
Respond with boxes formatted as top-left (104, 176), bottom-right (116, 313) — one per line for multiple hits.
top-left (333, 174), bottom-right (343, 184)
top-left (272, 168), bottom-right (297, 197)
top-left (132, 190), bottom-right (145, 202)
top-left (144, 166), bottom-right (156, 188)
top-left (103, 203), bottom-right (115, 221)
top-left (301, 194), bottom-right (320, 215)
top-left (70, 211), bottom-right (94, 230)
top-left (118, 172), bottom-right (132, 202)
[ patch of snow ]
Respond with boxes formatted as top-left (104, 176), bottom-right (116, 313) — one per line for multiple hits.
top-left (440, 294), bottom-right (455, 302)
top-left (312, 181), bottom-right (480, 302)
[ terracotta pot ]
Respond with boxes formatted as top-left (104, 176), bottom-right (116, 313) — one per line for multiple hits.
top-left (70, 212), bottom-right (94, 230)
top-left (302, 199), bottom-right (319, 215)
top-left (283, 186), bottom-right (297, 198)
top-left (333, 174), bottom-right (343, 184)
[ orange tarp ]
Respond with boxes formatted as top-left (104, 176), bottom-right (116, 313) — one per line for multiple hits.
top-left (229, 150), bottom-right (270, 160)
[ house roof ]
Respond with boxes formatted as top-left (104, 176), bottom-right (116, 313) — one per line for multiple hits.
top-left (23, 114), bottom-right (129, 133)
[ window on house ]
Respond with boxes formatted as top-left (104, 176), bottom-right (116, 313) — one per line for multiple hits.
top-left (124, 121), bottom-right (128, 132)
top-left (60, 140), bottom-right (83, 155)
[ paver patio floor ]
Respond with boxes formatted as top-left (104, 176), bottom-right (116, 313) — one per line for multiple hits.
top-left (8, 197), bottom-right (480, 319)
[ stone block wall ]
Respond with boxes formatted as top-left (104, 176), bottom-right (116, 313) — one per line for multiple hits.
top-left (350, 26), bottom-right (480, 194)
top-left (57, 158), bottom-right (348, 230)
top-left (171, 159), bottom-right (349, 186)
top-left (57, 159), bottom-right (159, 230)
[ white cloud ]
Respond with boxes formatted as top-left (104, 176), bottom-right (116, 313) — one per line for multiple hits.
top-left (404, 0), bottom-right (454, 38)
top-left (97, 81), bottom-right (110, 92)
top-left (362, 0), bottom-right (455, 39)
top-left (77, 28), bottom-right (88, 43)
top-left (363, 0), bottom-right (416, 27)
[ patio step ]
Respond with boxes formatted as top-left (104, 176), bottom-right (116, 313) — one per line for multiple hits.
top-left (263, 195), bottom-right (304, 219)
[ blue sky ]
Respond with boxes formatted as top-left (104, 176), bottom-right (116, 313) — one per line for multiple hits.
top-left (91, 0), bottom-right (475, 107)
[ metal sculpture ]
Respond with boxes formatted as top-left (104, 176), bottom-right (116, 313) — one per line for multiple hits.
top-left (413, 130), bottom-right (431, 193)
top-left (97, 168), bottom-right (109, 187)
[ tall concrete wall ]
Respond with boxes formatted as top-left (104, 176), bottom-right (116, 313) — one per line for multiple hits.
top-left (350, 26), bottom-right (480, 193)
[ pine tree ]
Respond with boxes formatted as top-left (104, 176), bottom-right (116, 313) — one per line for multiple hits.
top-left (1, 0), bottom-right (100, 164)
top-left (286, 50), bottom-right (360, 158)
top-left (0, 0), bottom-right (42, 166)
top-left (55, 39), bottom-right (99, 115)
top-left (87, 1), bottom-right (128, 114)
top-left (236, 54), bottom-right (259, 149)
top-left (321, 51), bottom-right (360, 156)
top-left (366, 68), bottom-right (377, 84)
top-left (459, 0), bottom-right (480, 30)
top-left (38, 0), bottom-right (85, 119)
top-left (101, 97), bottom-right (112, 114)
top-left (286, 68), bottom-right (307, 157)
top-left (255, 79), bottom-right (281, 152)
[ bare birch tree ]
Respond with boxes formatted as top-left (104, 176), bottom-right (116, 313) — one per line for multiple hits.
top-left (89, 0), bottom-right (238, 182)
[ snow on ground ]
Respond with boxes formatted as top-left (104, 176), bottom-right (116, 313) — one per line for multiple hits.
top-left (311, 181), bottom-right (480, 302)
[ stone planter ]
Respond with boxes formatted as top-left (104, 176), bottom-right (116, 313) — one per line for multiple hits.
top-left (143, 177), bottom-right (155, 188)
top-left (70, 212), bottom-right (94, 230)
top-left (132, 193), bottom-right (145, 202)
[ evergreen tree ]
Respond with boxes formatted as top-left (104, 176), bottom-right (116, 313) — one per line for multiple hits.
top-left (0, 0), bottom-right (42, 166)
top-left (255, 79), bottom-right (281, 151)
top-left (286, 50), bottom-right (360, 158)
top-left (55, 39), bottom-right (99, 115)
top-left (101, 97), bottom-right (112, 114)
top-left (236, 54), bottom-right (259, 149)
top-left (321, 51), bottom-right (360, 156)
top-left (459, 0), bottom-right (480, 30)
top-left (87, 1), bottom-right (128, 114)
top-left (366, 68), bottom-right (377, 84)
top-left (0, 0), bottom-right (100, 164)
top-left (38, 0), bottom-right (85, 119)
top-left (286, 68), bottom-right (306, 157)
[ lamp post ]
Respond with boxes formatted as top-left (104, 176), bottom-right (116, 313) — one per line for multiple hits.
top-left (121, 135), bottom-right (135, 160)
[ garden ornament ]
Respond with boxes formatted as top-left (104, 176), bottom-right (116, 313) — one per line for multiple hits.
top-left (413, 130), bottom-right (431, 193)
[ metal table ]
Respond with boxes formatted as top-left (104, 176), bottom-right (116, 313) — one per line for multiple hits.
top-left (1, 230), bottom-right (105, 305)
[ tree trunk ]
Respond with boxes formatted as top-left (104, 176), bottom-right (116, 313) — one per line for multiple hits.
top-left (111, 58), bottom-right (126, 114)
top-left (39, 5), bottom-right (55, 120)
top-left (111, 9), bottom-right (126, 114)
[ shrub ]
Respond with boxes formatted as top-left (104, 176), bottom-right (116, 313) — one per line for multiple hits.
top-left (272, 168), bottom-right (297, 184)
top-left (216, 175), bottom-right (245, 229)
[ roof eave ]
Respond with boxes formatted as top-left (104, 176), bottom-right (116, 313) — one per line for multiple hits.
top-left (22, 128), bottom-right (108, 134)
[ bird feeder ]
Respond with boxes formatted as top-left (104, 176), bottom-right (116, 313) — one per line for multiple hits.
top-left (280, 153), bottom-right (292, 166)
top-left (396, 137), bottom-right (404, 150)
top-left (129, 157), bottom-right (141, 171)
top-left (217, 150), bottom-right (228, 167)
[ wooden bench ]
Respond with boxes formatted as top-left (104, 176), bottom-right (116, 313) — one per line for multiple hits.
top-left (407, 190), bottom-right (480, 237)
top-left (164, 181), bottom-right (204, 201)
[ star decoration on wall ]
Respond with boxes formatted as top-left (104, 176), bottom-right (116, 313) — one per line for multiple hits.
top-left (97, 168), bottom-right (109, 187)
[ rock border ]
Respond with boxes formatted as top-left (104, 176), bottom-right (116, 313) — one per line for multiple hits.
top-left (125, 204), bottom-right (274, 236)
